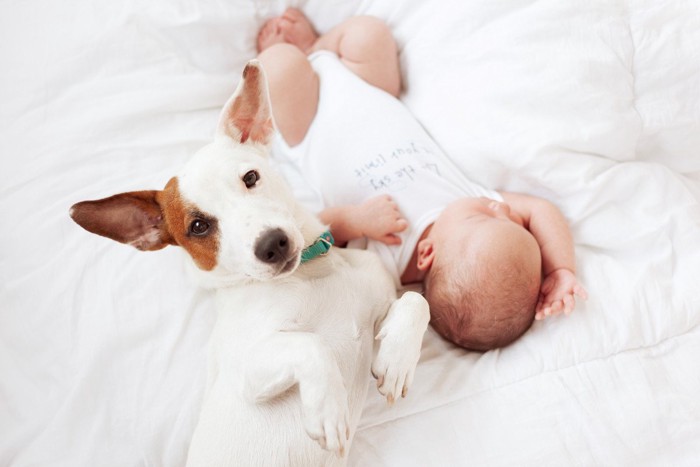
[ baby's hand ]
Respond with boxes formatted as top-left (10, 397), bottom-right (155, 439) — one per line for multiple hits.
top-left (535, 268), bottom-right (588, 320)
top-left (356, 195), bottom-right (407, 245)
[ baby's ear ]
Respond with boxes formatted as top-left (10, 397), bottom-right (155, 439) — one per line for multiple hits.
top-left (416, 238), bottom-right (435, 271)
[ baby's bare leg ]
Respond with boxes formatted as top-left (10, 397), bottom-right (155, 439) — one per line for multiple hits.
top-left (311, 16), bottom-right (402, 97)
top-left (258, 10), bottom-right (401, 98)
top-left (257, 43), bottom-right (319, 147)
top-left (256, 14), bottom-right (401, 145)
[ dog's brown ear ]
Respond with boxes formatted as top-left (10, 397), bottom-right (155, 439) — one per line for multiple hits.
top-left (217, 60), bottom-right (275, 146)
top-left (69, 191), bottom-right (173, 251)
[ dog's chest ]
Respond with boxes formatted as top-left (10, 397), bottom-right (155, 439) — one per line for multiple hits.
top-left (214, 271), bottom-right (380, 354)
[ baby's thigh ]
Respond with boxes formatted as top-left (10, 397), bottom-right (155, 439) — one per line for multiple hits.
top-left (257, 43), bottom-right (319, 146)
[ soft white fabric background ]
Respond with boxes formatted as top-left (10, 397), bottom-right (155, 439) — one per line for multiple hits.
top-left (1, 0), bottom-right (699, 465)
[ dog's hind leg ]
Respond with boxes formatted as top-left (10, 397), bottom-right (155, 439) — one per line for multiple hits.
top-left (371, 291), bottom-right (430, 403)
top-left (242, 332), bottom-right (351, 457)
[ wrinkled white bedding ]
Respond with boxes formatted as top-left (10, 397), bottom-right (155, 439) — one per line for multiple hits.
top-left (2, 0), bottom-right (699, 465)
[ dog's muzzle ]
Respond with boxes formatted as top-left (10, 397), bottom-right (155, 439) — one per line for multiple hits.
top-left (254, 228), bottom-right (294, 267)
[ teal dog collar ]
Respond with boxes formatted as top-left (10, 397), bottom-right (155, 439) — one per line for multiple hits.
top-left (301, 231), bottom-right (334, 264)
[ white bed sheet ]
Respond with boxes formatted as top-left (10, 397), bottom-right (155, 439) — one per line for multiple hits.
top-left (2, 0), bottom-right (699, 465)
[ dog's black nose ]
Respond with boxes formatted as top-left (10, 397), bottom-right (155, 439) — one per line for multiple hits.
top-left (254, 228), bottom-right (290, 264)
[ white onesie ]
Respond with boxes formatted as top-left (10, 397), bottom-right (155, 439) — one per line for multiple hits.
top-left (274, 51), bottom-right (501, 285)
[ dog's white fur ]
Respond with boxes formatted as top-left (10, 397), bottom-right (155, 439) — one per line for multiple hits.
top-left (70, 60), bottom-right (430, 466)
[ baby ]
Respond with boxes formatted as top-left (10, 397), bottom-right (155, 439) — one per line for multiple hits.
top-left (257, 9), bottom-right (587, 350)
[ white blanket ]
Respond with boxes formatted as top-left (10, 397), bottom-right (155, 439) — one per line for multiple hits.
top-left (2, 0), bottom-right (699, 465)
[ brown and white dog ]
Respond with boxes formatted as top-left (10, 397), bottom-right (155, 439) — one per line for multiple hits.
top-left (70, 61), bottom-right (430, 466)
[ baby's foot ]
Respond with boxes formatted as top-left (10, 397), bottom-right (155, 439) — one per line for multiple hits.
top-left (257, 17), bottom-right (285, 53)
top-left (256, 8), bottom-right (319, 54)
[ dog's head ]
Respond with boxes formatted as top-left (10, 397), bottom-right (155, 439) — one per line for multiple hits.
top-left (70, 61), bottom-right (308, 284)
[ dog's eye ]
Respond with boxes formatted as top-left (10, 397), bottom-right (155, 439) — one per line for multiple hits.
top-left (190, 219), bottom-right (210, 236)
top-left (243, 170), bottom-right (259, 189)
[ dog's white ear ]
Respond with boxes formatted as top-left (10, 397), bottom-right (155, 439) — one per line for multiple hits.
top-left (70, 191), bottom-right (173, 251)
top-left (217, 60), bottom-right (275, 146)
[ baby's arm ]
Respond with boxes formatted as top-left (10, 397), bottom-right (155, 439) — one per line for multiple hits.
top-left (499, 192), bottom-right (588, 320)
top-left (318, 195), bottom-right (407, 246)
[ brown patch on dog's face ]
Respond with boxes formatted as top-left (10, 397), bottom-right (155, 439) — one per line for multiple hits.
top-left (157, 177), bottom-right (220, 271)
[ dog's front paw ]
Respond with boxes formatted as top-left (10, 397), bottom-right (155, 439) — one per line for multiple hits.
top-left (372, 332), bottom-right (421, 404)
top-left (302, 385), bottom-right (351, 457)
top-left (372, 292), bottom-right (429, 404)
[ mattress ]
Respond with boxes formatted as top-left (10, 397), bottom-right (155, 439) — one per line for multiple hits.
top-left (2, 0), bottom-right (699, 465)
